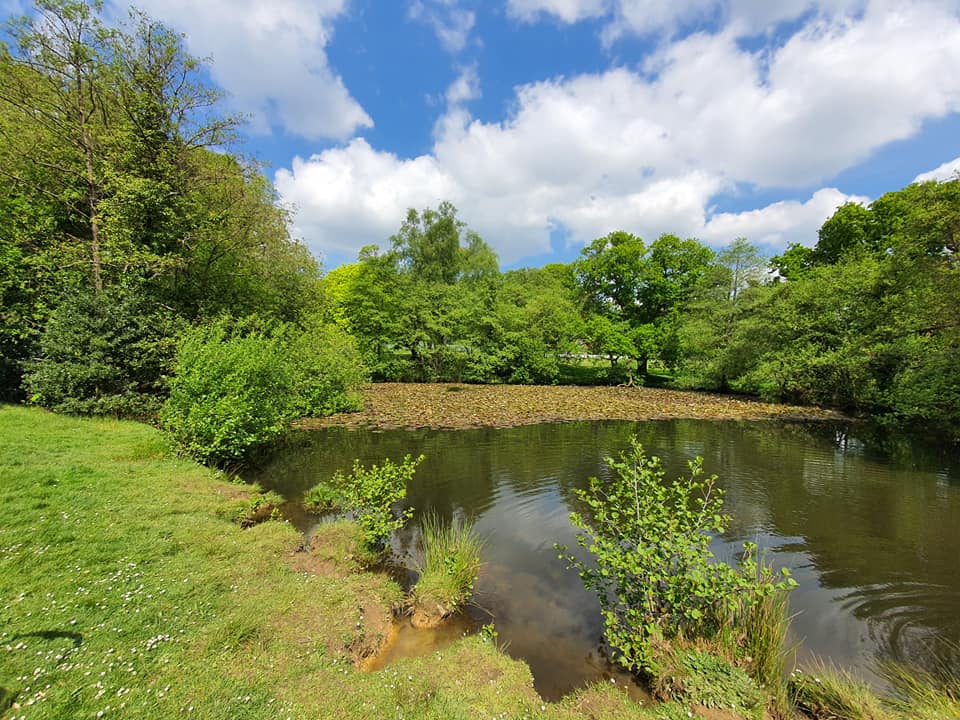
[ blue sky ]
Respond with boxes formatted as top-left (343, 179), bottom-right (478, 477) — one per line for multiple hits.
top-left (45, 1), bottom-right (960, 267)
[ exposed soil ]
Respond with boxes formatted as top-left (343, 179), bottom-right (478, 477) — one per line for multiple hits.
top-left (298, 382), bottom-right (845, 431)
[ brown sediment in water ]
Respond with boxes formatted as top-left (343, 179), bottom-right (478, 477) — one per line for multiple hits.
top-left (296, 383), bottom-right (845, 431)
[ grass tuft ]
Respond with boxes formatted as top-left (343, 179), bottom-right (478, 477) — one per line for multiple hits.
top-left (879, 650), bottom-right (960, 720)
top-left (789, 660), bottom-right (895, 720)
top-left (718, 560), bottom-right (796, 717)
top-left (409, 512), bottom-right (484, 626)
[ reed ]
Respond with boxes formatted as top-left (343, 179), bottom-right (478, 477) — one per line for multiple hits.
top-left (409, 512), bottom-right (484, 625)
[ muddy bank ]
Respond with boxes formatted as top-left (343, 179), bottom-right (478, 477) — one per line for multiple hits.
top-left (297, 382), bottom-right (845, 431)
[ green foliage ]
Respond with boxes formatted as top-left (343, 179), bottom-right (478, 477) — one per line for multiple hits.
top-left (23, 286), bottom-right (180, 417)
top-left (304, 480), bottom-right (343, 513)
top-left (0, 1), bottom-right (325, 416)
top-left (653, 647), bottom-right (763, 719)
top-left (333, 454), bottom-right (423, 556)
top-left (160, 319), bottom-right (295, 466)
top-left (558, 438), bottom-right (796, 675)
top-left (410, 512), bottom-right (485, 620)
top-left (287, 321), bottom-right (368, 417)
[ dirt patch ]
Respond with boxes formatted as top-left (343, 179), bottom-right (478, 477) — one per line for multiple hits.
top-left (407, 602), bottom-right (454, 629)
top-left (296, 383), bottom-right (845, 431)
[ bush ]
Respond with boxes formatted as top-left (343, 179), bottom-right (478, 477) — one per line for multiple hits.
top-left (558, 438), bottom-right (796, 675)
top-left (160, 319), bottom-right (295, 466)
top-left (410, 512), bottom-right (484, 626)
top-left (333, 454), bottom-right (423, 559)
top-left (23, 286), bottom-right (180, 418)
top-left (161, 317), bottom-right (369, 467)
top-left (287, 323), bottom-right (367, 417)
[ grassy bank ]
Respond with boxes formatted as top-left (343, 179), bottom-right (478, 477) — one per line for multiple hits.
top-left (0, 405), bottom-right (719, 720)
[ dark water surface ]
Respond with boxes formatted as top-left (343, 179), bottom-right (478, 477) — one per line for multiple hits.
top-left (252, 419), bottom-right (960, 700)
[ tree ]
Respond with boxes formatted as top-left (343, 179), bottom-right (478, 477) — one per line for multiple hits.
top-left (0, 1), bottom-right (238, 292)
top-left (575, 231), bottom-right (714, 375)
top-left (718, 238), bottom-right (767, 301)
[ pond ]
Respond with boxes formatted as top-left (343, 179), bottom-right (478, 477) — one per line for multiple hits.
top-left (252, 419), bottom-right (960, 701)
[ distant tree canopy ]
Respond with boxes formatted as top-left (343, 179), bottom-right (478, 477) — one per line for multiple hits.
top-left (680, 180), bottom-right (960, 438)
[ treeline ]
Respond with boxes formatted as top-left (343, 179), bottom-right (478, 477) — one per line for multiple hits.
top-left (0, 1), bottom-right (362, 464)
top-left (323, 184), bottom-right (960, 439)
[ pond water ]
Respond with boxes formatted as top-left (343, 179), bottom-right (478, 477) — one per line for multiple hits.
top-left (253, 419), bottom-right (960, 701)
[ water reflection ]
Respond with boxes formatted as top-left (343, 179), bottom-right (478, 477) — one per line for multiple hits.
top-left (252, 420), bottom-right (960, 698)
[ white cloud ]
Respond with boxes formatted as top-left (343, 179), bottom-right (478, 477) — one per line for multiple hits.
top-left (445, 65), bottom-right (481, 106)
top-left (509, 0), bottom-right (871, 39)
top-left (700, 188), bottom-right (870, 249)
top-left (274, 140), bottom-right (459, 260)
top-left (914, 155), bottom-right (960, 182)
top-left (408, 0), bottom-right (476, 53)
top-left (276, 1), bottom-right (960, 265)
top-left (124, 0), bottom-right (371, 140)
top-left (506, 0), bottom-right (608, 24)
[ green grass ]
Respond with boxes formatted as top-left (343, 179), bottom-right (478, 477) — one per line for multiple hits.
top-left (789, 661), bottom-right (895, 720)
top-left (409, 513), bottom-right (484, 625)
top-left (0, 404), bottom-right (710, 720)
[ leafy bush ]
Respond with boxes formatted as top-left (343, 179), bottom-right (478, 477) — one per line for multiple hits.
top-left (287, 323), bottom-right (367, 417)
top-left (333, 454), bottom-right (423, 558)
top-left (558, 438), bottom-right (796, 675)
top-left (160, 319), bottom-right (295, 466)
top-left (161, 317), bottom-right (369, 467)
top-left (23, 286), bottom-right (180, 418)
top-left (410, 512), bottom-right (484, 625)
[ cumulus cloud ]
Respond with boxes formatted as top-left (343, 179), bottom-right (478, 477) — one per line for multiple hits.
top-left (408, 0), bottom-right (476, 53)
top-left (914, 155), bottom-right (960, 182)
top-left (700, 188), bottom-right (870, 249)
top-left (444, 65), bottom-right (481, 106)
top-left (125, 0), bottom-right (371, 140)
top-left (276, 0), bottom-right (960, 265)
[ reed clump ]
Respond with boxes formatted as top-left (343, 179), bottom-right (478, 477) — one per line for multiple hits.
top-left (409, 512), bottom-right (484, 627)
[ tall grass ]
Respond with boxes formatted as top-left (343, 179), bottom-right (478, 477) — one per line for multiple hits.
top-left (880, 647), bottom-right (960, 720)
top-left (715, 559), bottom-right (796, 718)
top-left (410, 512), bottom-right (484, 625)
top-left (789, 660), bottom-right (895, 720)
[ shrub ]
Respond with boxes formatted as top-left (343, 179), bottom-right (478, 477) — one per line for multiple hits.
top-left (333, 454), bottom-right (423, 558)
top-left (161, 317), bottom-right (369, 467)
top-left (558, 438), bottom-right (796, 676)
top-left (23, 286), bottom-right (180, 418)
top-left (409, 512), bottom-right (484, 625)
top-left (287, 323), bottom-right (367, 417)
top-left (303, 479), bottom-right (342, 513)
top-left (160, 319), bottom-right (295, 466)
